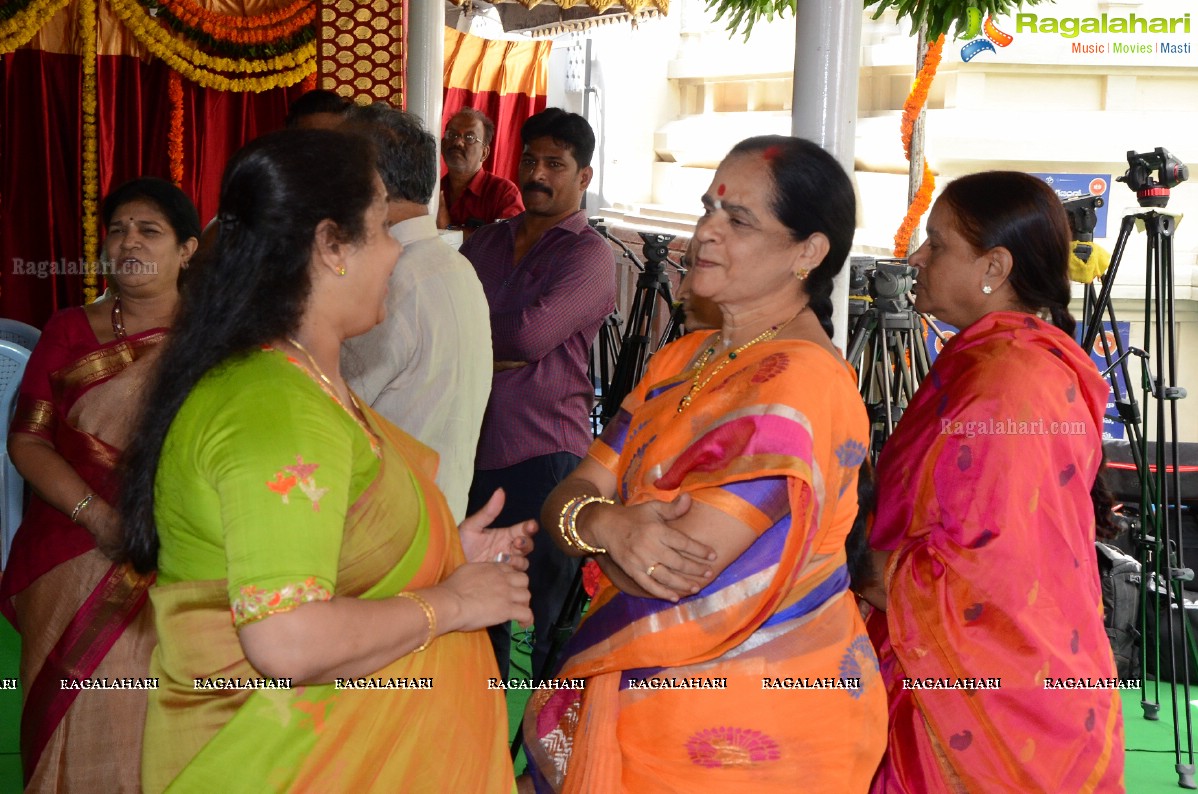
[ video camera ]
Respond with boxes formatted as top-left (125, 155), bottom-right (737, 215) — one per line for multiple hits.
top-left (850, 256), bottom-right (917, 314)
top-left (1118, 147), bottom-right (1189, 208)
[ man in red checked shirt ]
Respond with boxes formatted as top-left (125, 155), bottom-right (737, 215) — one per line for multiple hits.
top-left (437, 108), bottom-right (524, 236)
top-left (461, 108), bottom-right (615, 680)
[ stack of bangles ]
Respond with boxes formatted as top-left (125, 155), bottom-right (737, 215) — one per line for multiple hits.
top-left (558, 495), bottom-right (614, 556)
top-left (395, 591), bottom-right (436, 653)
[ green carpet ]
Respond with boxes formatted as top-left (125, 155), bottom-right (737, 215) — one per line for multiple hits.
top-left (1123, 682), bottom-right (1198, 792)
top-left (1, 617), bottom-right (21, 794)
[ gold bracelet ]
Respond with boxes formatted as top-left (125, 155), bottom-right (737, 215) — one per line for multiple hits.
top-left (396, 591), bottom-right (436, 653)
top-left (70, 493), bottom-right (96, 524)
top-left (559, 495), bottom-right (613, 556)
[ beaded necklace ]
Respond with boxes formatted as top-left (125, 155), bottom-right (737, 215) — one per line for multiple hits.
top-left (677, 306), bottom-right (806, 413)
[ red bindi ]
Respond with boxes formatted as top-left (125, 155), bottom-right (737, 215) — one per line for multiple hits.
top-left (716, 183), bottom-right (726, 196)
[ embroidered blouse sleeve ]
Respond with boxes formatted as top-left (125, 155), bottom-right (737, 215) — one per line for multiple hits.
top-left (11, 308), bottom-right (84, 440)
top-left (197, 368), bottom-right (362, 628)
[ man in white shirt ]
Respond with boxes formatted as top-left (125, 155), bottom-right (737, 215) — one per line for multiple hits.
top-left (341, 103), bottom-right (492, 522)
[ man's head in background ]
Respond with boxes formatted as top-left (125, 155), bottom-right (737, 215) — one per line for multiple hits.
top-left (285, 89), bottom-right (351, 130)
top-left (344, 103), bottom-right (437, 217)
top-left (442, 108), bottom-right (495, 180)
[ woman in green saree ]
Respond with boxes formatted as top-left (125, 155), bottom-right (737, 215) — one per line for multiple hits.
top-left (120, 129), bottom-right (533, 792)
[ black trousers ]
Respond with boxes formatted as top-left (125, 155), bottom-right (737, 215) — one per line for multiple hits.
top-left (467, 452), bottom-right (582, 680)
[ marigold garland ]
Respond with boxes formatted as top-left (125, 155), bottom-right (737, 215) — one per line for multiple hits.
top-left (0, 0), bottom-right (70, 54)
top-left (152, 0), bottom-right (315, 42)
top-left (156, 9), bottom-right (315, 60)
top-left (168, 70), bottom-right (184, 187)
top-left (893, 34), bottom-right (944, 258)
top-left (154, 0), bottom-right (311, 32)
top-left (79, 0), bottom-right (100, 302)
top-left (108, 0), bottom-right (316, 88)
top-left (300, 70), bottom-right (317, 92)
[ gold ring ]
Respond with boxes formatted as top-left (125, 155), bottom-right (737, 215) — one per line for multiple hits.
top-left (646, 564), bottom-right (658, 578)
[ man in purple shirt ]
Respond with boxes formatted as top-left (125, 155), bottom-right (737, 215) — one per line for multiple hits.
top-left (461, 108), bottom-right (615, 679)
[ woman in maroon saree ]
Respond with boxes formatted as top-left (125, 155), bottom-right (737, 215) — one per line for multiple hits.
top-left (1, 178), bottom-right (199, 792)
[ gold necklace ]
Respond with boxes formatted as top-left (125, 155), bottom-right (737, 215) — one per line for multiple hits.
top-left (285, 336), bottom-right (337, 391)
top-left (677, 307), bottom-right (806, 413)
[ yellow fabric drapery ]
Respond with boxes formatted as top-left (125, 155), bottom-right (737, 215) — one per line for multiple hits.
top-left (443, 27), bottom-right (549, 97)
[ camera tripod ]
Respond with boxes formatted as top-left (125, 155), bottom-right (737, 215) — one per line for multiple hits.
top-left (1077, 147), bottom-right (1194, 788)
top-left (844, 257), bottom-right (942, 463)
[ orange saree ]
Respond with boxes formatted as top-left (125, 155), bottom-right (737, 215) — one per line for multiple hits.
top-left (525, 333), bottom-right (887, 792)
top-left (1, 306), bottom-right (161, 792)
top-left (868, 311), bottom-right (1125, 792)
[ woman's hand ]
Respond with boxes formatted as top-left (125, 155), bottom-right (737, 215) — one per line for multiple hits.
top-left (79, 498), bottom-right (123, 560)
top-left (459, 488), bottom-right (536, 571)
top-left (586, 494), bottom-right (717, 602)
top-left (438, 562), bottom-right (533, 633)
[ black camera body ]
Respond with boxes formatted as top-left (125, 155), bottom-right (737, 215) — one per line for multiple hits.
top-left (1119, 147), bottom-right (1189, 208)
top-left (850, 256), bottom-right (916, 313)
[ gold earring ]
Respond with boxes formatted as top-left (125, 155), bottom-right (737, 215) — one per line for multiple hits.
top-left (795, 268), bottom-right (809, 281)
top-left (337, 266), bottom-right (347, 277)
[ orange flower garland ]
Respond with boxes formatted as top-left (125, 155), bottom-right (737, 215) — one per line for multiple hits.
top-left (80, 0), bottom-right (100, 301)
top-left (158, 0), bottom-right (311, 31)
top-left (108, 0), bottom-right (316, 92)
top-left (155, 0), bottom-right (315, 45)
top-left (300, 70), bottom-right (317, 92)
top-left (168, 69), bottom-right (184, 187)
top-left (893, 34), bottom-right (944, 258)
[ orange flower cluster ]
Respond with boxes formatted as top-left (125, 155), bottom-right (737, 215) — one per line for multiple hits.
top-left (168, 70), bottom-right (184, 187)
top-left (157, 0), bottom-right (315, 45)
top-left (300, 70), bottom-right (317, 92)
top-left (157, 0), bottom-right (311, 32)
top-left (893, 34), bottom-right (944, 258)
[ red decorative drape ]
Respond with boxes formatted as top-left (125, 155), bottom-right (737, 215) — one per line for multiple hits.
top-left (442, 27), bottom-right (550, 185)
top-left (0, 49), bottom-right (309, 327)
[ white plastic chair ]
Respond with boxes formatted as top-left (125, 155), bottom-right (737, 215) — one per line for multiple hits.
top-left (0, 318), bottom-right (39, 352)
top-left (0, 340), bottom-right (32, 569)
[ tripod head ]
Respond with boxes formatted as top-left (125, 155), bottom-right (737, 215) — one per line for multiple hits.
top-left (1062, 195), bottom-right (1103, 243)
top-left (638, 232), bottom-right (675, 274)
top-left (1118, 147), bottom-right (1189, 208)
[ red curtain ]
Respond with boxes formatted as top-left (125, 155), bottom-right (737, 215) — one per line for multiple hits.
top-left (442, 28), bottom-right (551, 185)
top-left (0, 50), bottom-right (307, 328)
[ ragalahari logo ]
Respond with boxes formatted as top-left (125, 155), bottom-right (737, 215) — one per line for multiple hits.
top-left (959, 8), bottom-right (1014, 61)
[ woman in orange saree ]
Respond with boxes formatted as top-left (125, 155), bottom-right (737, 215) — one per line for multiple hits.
top-left (865, 172), bottom-right (1125, 792)
top-left (119, 129), bottom-right (533, 792)
top-left (1, 178), bottom-right (199, 792)
top-left (526, 137), bottom-right (887, 792)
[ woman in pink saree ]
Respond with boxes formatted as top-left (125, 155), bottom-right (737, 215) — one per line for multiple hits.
top-left (864, 171), bottom-right (1125, 792)
top-left (1, 178), bottom-right (200, 791)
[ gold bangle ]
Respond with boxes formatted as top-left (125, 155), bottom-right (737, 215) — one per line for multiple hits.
top-left (559, 495), bottom-right (613, 556)
top-left (70, 493), bottom-right (96, 524)
top-left (396, 591), bottom-right (436, 653)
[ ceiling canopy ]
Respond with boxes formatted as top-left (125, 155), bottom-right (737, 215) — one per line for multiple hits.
top-left (446, 0), bottom-right (669, 33)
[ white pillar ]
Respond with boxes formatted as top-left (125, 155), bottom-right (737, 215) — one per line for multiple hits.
top-left (407, 0), bottom-right (445, 213)
top-left (791, 0), bottom-right (863, 351)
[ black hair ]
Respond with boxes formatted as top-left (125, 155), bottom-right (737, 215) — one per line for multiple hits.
top-left (101, 177), bottom-right (201, 246)
top-left (727, 136), bottom-right (856, 339)
top-left (285, 89), bottom-right (351, 128)
top-left (120, 129), bottom-right (378, 573)
top-left (448, 107), bottom-right (496, 147)
top-left (521, 107), bottom-right (596, 169)
top-left (345, 102), bottom-right (437, 204)
top-left (938, 171), bottom-right (1076, 336)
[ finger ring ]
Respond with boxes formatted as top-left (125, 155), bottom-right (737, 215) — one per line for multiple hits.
top-left (495, 553), bottom-right (510, 563)
top-left (646, 564), bottom-right (658, 578)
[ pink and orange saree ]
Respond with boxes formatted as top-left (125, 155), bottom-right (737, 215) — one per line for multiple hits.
top-left (868, 311), bottom-right (1125, 792)
top-left (2, 306), bottom-right (162, 792)
top-left (525, 333), bottom-right (888, 792)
